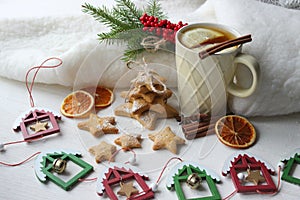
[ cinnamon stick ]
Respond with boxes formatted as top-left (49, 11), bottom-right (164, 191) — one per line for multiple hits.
top-left (182, 116), bottom-right (219, 129)
top-left (199, 34), bottom-right (252, 59)
top-left (182, 121), bottom-right (210, 131)
top-left (184, 123), bottom-right (215, 135)
top-left (185, 127), bottom-right (215, 140)
top-left (183, 115), bottom-right (221, 124)
top-left (180, 113), bottom-right (210, 124)
top-left (180, 113), bottom-right (224, 139)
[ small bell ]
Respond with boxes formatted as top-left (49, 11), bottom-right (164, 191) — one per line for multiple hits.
top-left (52, 158), bottom-right (67, 173)
top-left (186, 173), bottom-right (202, 189)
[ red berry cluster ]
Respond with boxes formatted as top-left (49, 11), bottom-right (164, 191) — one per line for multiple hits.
top-left (139, 13), bottom-right (187, 43)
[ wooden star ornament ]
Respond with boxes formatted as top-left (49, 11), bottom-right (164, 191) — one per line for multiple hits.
top-left (77, 113), bottom-right (118, 137)
top-left (13, 108), bottom-right (61, 141)
top-left (245, 169), bottom-right (266, 185)
top-left (148, 126), bottom-right (185, 154)
top-left (117, 181), bottom-right (139, 198)
top-left (89, 141), bottom-right (117, 163)
top-left (114, 134), bottom-right (142, 151)
top-left (30, 121), bottom-right (48, 132)
top-left (96, 164), bottom-right (154, 199)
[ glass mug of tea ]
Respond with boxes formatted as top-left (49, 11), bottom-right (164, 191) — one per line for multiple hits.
top-left (175, 23), bottom-right (260, 116)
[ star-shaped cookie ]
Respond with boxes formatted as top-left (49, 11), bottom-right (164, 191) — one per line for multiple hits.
top-left (89, 141), bottom-right (117, 163)
top-left (77, 113), bottom-right (118, 137)
top-left (117, 181), bottom-right (139, 198)
top-left (148, 126), bottom-right (185, 154)
top-left (114, 134), bottom-right (142, 151)
top-left (114, 104), bottom-right (158, 130)
top-left (134, 111), bottom-right (158, 130)
top-left (30, 121), bottom-right (48, 133)
top-left (245, 169), bottom-right (266, 185)
top-left (131, 98), bottom-right (150, 115)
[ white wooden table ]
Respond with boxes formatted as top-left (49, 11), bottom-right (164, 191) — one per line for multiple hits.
top-left (0, 76), bottom-right (300, 200)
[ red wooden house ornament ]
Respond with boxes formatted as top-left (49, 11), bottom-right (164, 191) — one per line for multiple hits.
top-left (222, 151), bottom-right (277, 193)
top-left (96, 163), bottom-right (154, 200)
top-left (13, 108), bottom-right (61, 141)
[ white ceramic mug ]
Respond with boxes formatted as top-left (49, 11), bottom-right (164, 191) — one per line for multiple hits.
top-left (176, 23), bottom-right (260, 116)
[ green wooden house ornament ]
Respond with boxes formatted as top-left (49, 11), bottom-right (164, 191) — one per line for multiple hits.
top-left (166, 161), bottom-right (221, 200)
top-left (280, 148), bottom-right (300, 186)
top-left (34, 149), bottom-right (93, 190)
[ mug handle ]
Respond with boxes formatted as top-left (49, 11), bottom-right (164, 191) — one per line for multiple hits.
top-left (227, 53), bottom-right (260, 98)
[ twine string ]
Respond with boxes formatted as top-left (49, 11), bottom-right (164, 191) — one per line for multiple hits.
top-left (126, 57), bottom-right (167, 99)
top-left (140, 35), bottom-right (166, 52)
top-left (155, 157), bottom-right (183, 184)
top-left (0, 151), bottom-right (41, 167)
top-left (222, 189), bottom-right (237, 200)
top-left (0, 136), bottom-right (45, 152)
top-left (3, 136), bottom-right (44, 146)
top-left (108, 148), bottom-right (136, 164)
top-left (25, 57), bottom-right (63, 107)
top-left (78, 177), bottom-right (98, 182)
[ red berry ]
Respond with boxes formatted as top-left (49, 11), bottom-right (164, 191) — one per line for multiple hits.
top-left (143, 13), bottom-right (148, 18)
top-left (140, 14), bottom-right (187, 43)
top-left (156, 29), bottom-right (161, 35)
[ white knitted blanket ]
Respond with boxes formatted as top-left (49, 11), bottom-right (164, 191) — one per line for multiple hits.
top-left (0, 0), bottom-right (299, 116)
top-left (258, 0), bottom-right (300, 8)
top-left (210, 0), bottom-right (300, 116)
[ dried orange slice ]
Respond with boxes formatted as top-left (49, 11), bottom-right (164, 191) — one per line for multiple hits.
top-left (215, 115), bottom-right (256, 149)
top-left (83, 86), bottom-right (114, 108)
top-left (60, 90), bottom-right (94, 118)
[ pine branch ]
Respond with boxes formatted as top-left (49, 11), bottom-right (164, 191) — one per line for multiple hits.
top-left (82, 3), bottom-right (132, 32)
top-left (98, 28), bottom-right (143, 43)
top-left (112, 7), bottom-right (141, 28)
top-left (82, 0), bottom-right (169, 61)
top-left (97, 32), bottom-right (123, 44)
top-left (115, 0), bottom-right (143, 21)
top-left (121, 29), bottom-right (150, 61)
top-left (122, 48), bottom-right (145, 62)
top-left (145, 0), bottom-right (166, 19)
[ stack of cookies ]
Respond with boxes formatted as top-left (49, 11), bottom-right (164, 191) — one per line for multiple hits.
top-left (114, 71), bottom-right (178, 130)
